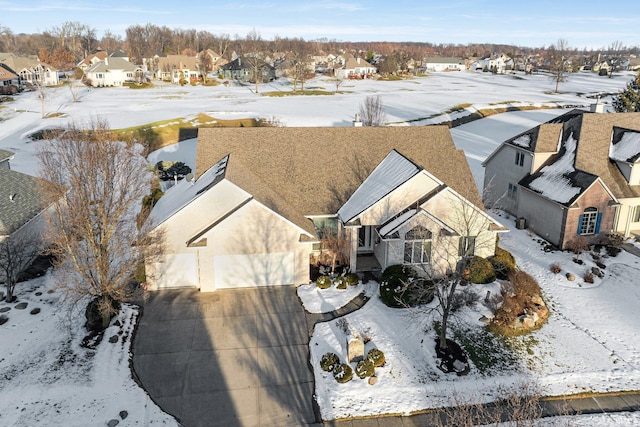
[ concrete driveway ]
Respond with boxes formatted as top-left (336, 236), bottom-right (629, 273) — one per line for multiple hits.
top-left (132, 286), bottom-right (319, 427)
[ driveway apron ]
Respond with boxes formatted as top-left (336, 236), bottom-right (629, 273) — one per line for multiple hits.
top-left (132, 286), bottom-right (318, 427)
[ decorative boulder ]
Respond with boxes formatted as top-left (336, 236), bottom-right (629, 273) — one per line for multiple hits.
top-left (347, 333), bottom-right (364, 363)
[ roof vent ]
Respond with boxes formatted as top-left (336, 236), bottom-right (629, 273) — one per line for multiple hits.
top-left (9, 193), bottom-right (16, 202)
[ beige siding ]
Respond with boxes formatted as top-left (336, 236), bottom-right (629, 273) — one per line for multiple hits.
top-left (517, 189), bottom-right (565, 247)
top-left (483, 145), bottom-right (532, 214)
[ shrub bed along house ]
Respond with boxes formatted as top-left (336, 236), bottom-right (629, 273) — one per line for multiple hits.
top-left (467, 256), bottom-right (496, 284)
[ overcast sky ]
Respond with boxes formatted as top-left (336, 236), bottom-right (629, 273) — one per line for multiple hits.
top-left (2, 0), bottom-right (639, 49)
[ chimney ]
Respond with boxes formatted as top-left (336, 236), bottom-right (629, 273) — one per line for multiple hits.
top-left (353, 112), bottom-right (363, 127)
top-left (590, 96), bottom-right (605, 113)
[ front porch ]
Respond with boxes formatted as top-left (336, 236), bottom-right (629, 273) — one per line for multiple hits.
top-left (355, 253), bottom-right (382, 274)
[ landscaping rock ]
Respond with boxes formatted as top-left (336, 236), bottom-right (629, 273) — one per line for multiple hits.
top-left (566, 273), bottom-right (575, 281)
top-left (14, 302), bottom-right (28, 310)
top-left (30, 308), bottom-right (41, 315)
top-left (119, 410), bottom-right (128, 420)
top-left (107, 419), bottom-right (119, 427)
top-left (347, 333), bottom-right (365, 363)
top-left (108, 335), bottom-right (119, 344)
top-left (0, 315), bottom-right (8, 326)
top-left (35, 292), bottom-right (42, 296)
top-left (479, 315), bottom-right (492, 323)
top-left (0, 307), bottom-right (10, 313)
top-left (591, 267), bottom-right (604, 278)
top-left (368, 376), bottom-right (378, 385)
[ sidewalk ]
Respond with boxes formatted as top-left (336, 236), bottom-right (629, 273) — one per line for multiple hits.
top-left (318, 392), bottom-right (640, 426)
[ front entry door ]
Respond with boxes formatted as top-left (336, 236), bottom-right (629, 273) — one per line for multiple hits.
top-left (358, 226), bottom-right (374, 253)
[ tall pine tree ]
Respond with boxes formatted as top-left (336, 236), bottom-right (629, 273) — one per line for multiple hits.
top-left (613, 71), bottom-right (640, 112)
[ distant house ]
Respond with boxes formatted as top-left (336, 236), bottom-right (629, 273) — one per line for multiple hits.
top-left (145, 127), bottom-right (504, 291)
top-left (199, 49), bottom-right (227, 74)
top-left (483, 109), bottom-right (640, 249)
top-left (422, 57), bottom-right (465, 72)
top-left (84, 57), bottom-right (143, 87)
top-left (0, 63), bottom-right (19, 90)
top-left (219, 56), bottom-right (276, 83)
top-left (0, 149), bottom-right (14, 169)
top-left (77, 50), bottom-right (129, 72)
top-left (152, 55), bottom-right (200, 83)
top-left (335, 56), bottom-right (376, 79)
top-left (0, 53), bottom-right (59, 87)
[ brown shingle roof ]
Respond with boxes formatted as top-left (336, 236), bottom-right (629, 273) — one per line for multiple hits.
top-left (196, 127), bottom-right (482, 236)
top-left (534, 123), bottom-right (562, 152)
top-left (574, 113), bottom-right (640, 199)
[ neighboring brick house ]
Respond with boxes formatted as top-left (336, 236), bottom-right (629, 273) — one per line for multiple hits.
top-left (483, 109), bottom-right (640, 249)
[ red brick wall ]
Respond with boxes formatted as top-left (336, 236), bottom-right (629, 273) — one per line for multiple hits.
top-left (561, 181), bottom-right (615, 249)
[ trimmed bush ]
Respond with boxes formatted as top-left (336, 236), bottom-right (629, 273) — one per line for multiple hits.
top-left (333, 363), bottom-right (353, 383)
top-left (367, 348), bottom-right (386, 367)
top-left (550, 263), bottom-right (561, 274)
top-left (335, 277), bottom-right (347, 290)
top-left (316, 275), bottom-right (332, 289)
top-left (320, 352), bottom-right (339, 372)
top-left (344, 273), bottom-right (359, 286)
top-left (488, 246), bottom-right (516, 279)
top-left (380, 265), bottom-right (411, 308)
top-left (355, 359), bottom-right (375, 379)
top-left (467, 256), bottom-right (496, 284)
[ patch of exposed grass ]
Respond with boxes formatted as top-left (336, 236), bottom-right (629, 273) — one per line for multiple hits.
top-left (445, 103), bottom-right (473, 113)
top-left (45, 112), bottom-right (66, 118)
top-left (114, 113), bottom-right (264, 152)
top-left (263, 89), bottom-right (333, 97)
top-left (452, 324), bottom-right (520, 375)
top-left (123, 82), bottom-right (154, 89)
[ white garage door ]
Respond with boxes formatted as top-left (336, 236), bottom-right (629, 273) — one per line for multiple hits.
top-left (214, 252), bottom-right (295, 289)
top-left (154, 253), bottom-right (198, 289)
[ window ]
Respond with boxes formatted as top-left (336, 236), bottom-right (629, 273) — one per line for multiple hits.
top-left (508, 183), bottom-right (518, 200)
top-left (634, 206), bottom-right (640, 223)
top-left (404, 226), bottom-right (432, 264)
top-left (578, 207), bottom-right (601, 235)
top-left (515, 151), bottom-right (525, 167)
top-left (458, 236), bottom-right (476, 257)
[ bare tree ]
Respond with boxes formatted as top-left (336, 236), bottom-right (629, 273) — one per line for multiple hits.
top-left (359, 95), bottom-right (387, 126)
top-left (37, 118), bottom-right (163, 328)
top-left (317, 226), bottom-right (350, 275)
top-left (548, 39), bottom-right (570, 93)
top-left (240, 29), bottom-right (270, 93)
top-left (332, 75), bottom-right (345, 93)
top-left (198, 51), bottom-right (214, 84)
top-left (400, 188), bottom-right (498, 353)
top-left (0, 235), bottom-right (42, 303)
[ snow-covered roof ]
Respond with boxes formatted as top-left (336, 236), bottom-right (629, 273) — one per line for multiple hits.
top-left (522, 133), bottom-right (597, 205)
top-left (610, 128), bottom-right (640, 163)
top-left (149, 155), bottom-right (228, 227)
top-left (338, 150), bottom-right (421, 224)
top-left (378, 209), bottom-right (417, 237)
top-left (510, 134), bottom-right (531, 148)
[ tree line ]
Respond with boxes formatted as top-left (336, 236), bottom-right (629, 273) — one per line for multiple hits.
top-left (1, 22), bottom-right (638, 70)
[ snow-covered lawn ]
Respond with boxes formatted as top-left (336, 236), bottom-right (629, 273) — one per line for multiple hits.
top-left (297, 281), bottom-right (377, 313)
top-left (1, 70), bottom-right (638, 426)
top-left (305, 216), bottom-right (640, 421)
top-left (0, 275), bottom-right (178, 427)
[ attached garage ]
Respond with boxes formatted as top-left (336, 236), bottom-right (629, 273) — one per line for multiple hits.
top-left (150, 253), bottom-right (198, 289)
top-left (213, 252), bottom-right (296, 289)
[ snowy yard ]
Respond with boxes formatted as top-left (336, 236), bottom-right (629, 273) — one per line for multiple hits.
top-left (303, 217), bottom-right (640, 423)
top-left (1, 70), bottom-right (639, 425)
top-left (0, 274), bottom-right (178, 426)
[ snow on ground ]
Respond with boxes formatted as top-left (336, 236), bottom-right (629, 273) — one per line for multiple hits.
top-left (297, 281), bottom-right (376, 313)
top-left (308, 215), bottom-right (640, 420)
top-left (0, 274), bottom-right (178, 427)
top-left (0, 71), bottom-right (637, 425)
top-left (0, 70), bottom-right (631, 177)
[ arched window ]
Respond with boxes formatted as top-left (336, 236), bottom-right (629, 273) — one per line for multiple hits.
top-left (404, 226), bottom-right (432, 264)
top-left (578, 207), bottom-right (601, 235)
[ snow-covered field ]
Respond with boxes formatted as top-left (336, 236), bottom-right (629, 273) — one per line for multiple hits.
top-left (1, 71), bottom-right (638, 426)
